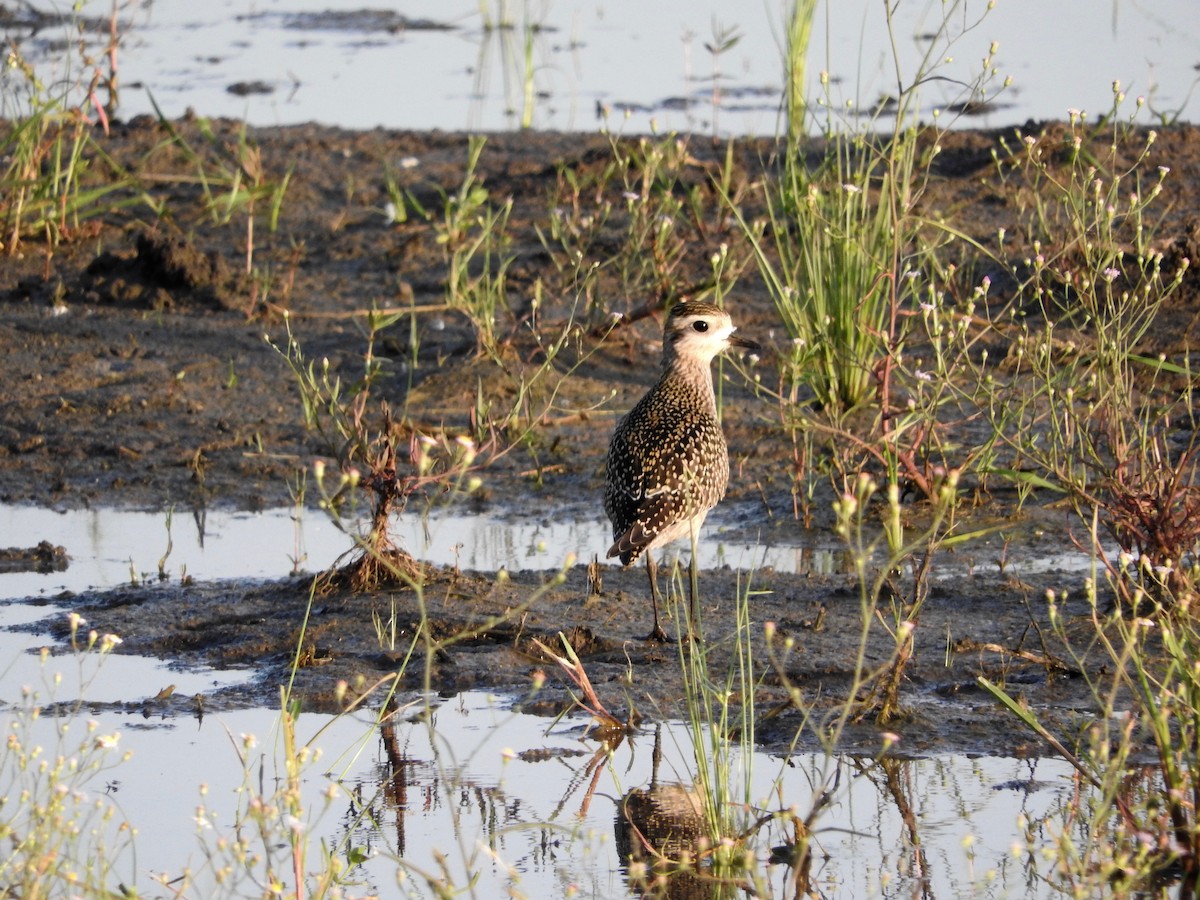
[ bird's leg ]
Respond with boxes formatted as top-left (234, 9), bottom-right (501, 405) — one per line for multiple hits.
top-left (686, 552), bottom-right (701, 642)
top-left (644, 553), bottom-right (670, 642)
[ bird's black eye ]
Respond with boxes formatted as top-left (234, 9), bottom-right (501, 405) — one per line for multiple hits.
top-left (692, 320), bottom-right (709, 333)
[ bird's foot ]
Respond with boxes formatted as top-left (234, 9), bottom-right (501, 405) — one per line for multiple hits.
top-left (643, 624), bottom-right (672, 643)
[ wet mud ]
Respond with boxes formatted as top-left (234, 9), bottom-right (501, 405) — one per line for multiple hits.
top-left (4, 118), bottom-right (1199, 755)
top-left (22, 551), bottom-right (1105, 757)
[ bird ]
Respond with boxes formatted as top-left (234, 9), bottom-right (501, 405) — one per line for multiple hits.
top-left (615, 725), bottom-right (707, 872)
top-left (604, 300), bottom-right (758, 641)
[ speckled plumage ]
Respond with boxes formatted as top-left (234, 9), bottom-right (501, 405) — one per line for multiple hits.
top-left (604, 362), bottom-right (729, 566)
top-left (603, 301), bottom-right (757, 640)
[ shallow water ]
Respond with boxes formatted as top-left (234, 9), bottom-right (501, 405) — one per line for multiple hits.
top-left (0, 502), bottom-right (848, 591)
top-left (4, 0), bottom-right (1197, 134)
top-left (0, 502), bottom-right (1101, 602)
top-left (0, 503), bottom-right (1095, 896)
top-left (11, 676), bottom-right (1077, 897)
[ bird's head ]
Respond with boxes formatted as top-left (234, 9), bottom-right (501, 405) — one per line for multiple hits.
top-left (663, 301), bottom-right (759, 365)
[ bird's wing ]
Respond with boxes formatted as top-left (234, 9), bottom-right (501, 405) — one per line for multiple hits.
top-left (605, 416), bottom-right (720, 563)
top-left (607, 492), bottom-right (678, 562)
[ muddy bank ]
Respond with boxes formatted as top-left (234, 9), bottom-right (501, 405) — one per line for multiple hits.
top-left (19, 550), bottom-right (1106, 757)
top-left (2, 119), bottom-right (1199, 515)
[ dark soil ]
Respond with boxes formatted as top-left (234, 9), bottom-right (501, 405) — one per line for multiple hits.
top-left (4, 117), bottom-right (1199, 755)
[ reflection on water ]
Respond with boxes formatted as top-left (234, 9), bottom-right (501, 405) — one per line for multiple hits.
top-left (615, 724), bottom-right (729, 899)
top-left (0, 503), bottom-right (1099, 603)
top-left (2, 688), bottom-right (1078, 897)
top-left (0, 503), bottom-right (858, 598)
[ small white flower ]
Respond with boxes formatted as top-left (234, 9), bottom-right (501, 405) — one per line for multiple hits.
top-left (399, 156), bottom-right (419, 169)
top-left (914, 370), bottom-right (933, 382)
top-left (1102, 267), bottom-right (1120, 282)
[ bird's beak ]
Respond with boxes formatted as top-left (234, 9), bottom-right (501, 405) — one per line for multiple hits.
top-left (728, 332), bottom-right (761, 353)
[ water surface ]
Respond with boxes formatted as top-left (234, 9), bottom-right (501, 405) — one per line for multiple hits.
top-left (6, 0), bottom-right (1197, 133)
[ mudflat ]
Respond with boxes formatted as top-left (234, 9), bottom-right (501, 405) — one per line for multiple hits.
top-left (5, 118), bottom-right (1199, 754)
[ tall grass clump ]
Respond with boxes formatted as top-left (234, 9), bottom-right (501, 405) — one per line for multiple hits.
top-left (966, 93), bottom-right (1200, 900)
top-left (676, 571), bottom-right (761, 872)
top-left (756, 135), bottom-right (918, 413)
top-left (1, 33), bottom-right (140, 258)
top-left (780, 0), bottom-right (818, 149)
top-left (613, 565), bottom-right (787, 898)
top-left (436, 135), bottom-right (515, 360)
top-left (986, 108), bottom-right (1195, 602)
top-left (756, 0), bottom-right (1004, 409)
top-left (745, 0), bottom-right (1006, 495)
top-left (982, 547), bottom-right (1200, 894)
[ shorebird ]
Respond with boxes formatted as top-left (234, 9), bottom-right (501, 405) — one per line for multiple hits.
top-left (604, 300), bottom-right (758, 641)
